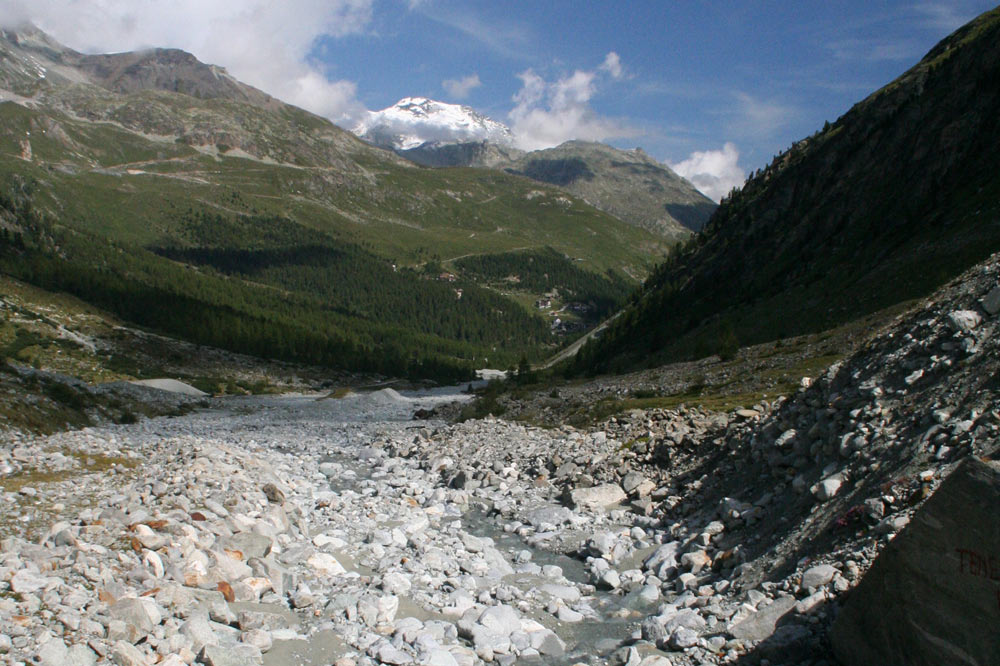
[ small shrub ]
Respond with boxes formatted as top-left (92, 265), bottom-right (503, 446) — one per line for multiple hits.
top-left (43, 381), bottom-right (87, 410)
top-left (717, 320), bottom-right (740, 361)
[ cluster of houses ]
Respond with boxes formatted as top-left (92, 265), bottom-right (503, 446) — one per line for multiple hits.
top-left (533, 297), bottom-right (593, 335)
top-left (430, 269), bottom-right (593, 329)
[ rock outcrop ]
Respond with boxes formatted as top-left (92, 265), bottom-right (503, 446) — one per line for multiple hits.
top-left (831, 457), bottom-right (1000, 666)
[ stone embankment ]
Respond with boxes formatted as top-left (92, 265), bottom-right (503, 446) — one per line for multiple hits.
top-left (1, 256), bottom-right (998, 665)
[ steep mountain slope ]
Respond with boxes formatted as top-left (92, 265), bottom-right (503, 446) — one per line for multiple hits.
top-left (505, 141), bottom-right (716, 237)
top-left (573, 6), bottom-right (1000, 375)
top-left (399, 140), bottom-right (523, 169)
top-left (356, 98), bottom-right (715, 239)
top-left (0, 26), bottom-right (669, 380)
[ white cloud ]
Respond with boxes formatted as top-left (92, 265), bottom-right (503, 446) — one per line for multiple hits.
top-left (914, 2), bottom-right (974, 31)
top-left (670, 142), bottom-right (746, 203)
top-left (0, 0), bottom-right (374, 124)
top-left (826, 37), bottom-right (917, 62)
top-left (508, 53), bottom-right (637, 151)
top-left (599, 51), bottom-right (623, 79)
top-left (733, 92), bottom-right (794, 140)
top-left (415, 7), bottom-right (532, 61)
top-left (442, 73), bottom-right (481, 99)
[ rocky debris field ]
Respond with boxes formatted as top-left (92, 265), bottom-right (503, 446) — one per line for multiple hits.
top-left (0, 255), bottom-right (998, 666)
top-left (0, 360), bottom-right (209, 439)
top-left (483, 303), bottom-right (899, 429)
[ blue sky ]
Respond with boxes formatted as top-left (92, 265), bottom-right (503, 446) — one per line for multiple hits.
top-left (7, 0), bottom-right (997, 198)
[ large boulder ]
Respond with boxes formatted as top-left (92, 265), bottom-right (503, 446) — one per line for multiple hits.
top-left (567, 484), bottom-right (626, 510)
top-left (831, 458), bottom-right (1000, 666)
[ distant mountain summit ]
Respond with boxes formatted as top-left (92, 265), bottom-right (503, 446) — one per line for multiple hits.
top-left (353, 97), bottom-right (715, 238)
top-left (0, 23), bottom-right (385, 169)
top-left (0, 24), bottom-right (277, 108)
top-left (505, 140), bottom-right (716, 235)
top-left (355, 97), bottom-right (515, 151)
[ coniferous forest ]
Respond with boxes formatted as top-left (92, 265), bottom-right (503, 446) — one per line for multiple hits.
top-left (0, 176), bottom-right (568, 382)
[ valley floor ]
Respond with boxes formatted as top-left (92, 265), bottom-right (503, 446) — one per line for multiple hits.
top-left (1, 254), bottom-right (998, 666)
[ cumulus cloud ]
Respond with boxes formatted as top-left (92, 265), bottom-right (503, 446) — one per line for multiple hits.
top-left (670, 142), bottom-right (746, 202)
top-left (826, 38), bottom-right (917, 62)
top-left (914, 2), bottom-right (974, 31)
top-left (0, 0), bottom-right (373, 124)
top-left (599, 51), bottom-right (623, 79)
top-left (442, 73), bottom-right (481, 100)
top-left (509, 52), bottom-right (637, 151)
top-left (732, 92), bottom-right (794, 141)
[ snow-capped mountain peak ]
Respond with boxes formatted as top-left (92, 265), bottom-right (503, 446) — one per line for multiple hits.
top-left (353, 97), bottom-right (513, 150)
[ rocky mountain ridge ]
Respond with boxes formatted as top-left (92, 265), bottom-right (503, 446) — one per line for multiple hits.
top-left (0, 24), bottom-right (281, 109)
top-left (355, 97), bottom-right (716, 239)
top-left (504, 141), bottom-right (716, 236)
top-left (0, 24), bottom-right (399, 172)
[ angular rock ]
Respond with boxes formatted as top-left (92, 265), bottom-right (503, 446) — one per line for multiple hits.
top-left (110, 598), bottom-right (161, 635)
top-left (644, 541), bottom-right (680, 576)
top-left (67, 644), bottom-right (98, 666)
top-left (110, 641), bottom-right (149, 666)
top-left (478, 605), bottom-right (521, 637)
top-left (832, 458), bottom-right (1000, 666)
top-left (948, 309), bottom-right (982, 332)
top-left (35, 638), bottom-right (69, 666)
top-left (10, 570), bottom-right (52, 594)
top-left (568, 484), bottom-right (626, 510)
top-left (668, 626), bottom-right (699, 649)
top-left (199, 644), bottom-right (263, 666)
top-left (307, 552), bottom-right (346, 576)
top-left (180, 615), bottom-right (218, 652)
top-left (261, 484), bottom-right (285, 505)
top-left (982, 286), bottom-right (1000, 315)
top-left (800, 564), bottom-right (837, 589)
top-left (729, 596), bottom-right (797, 642)
top-left (219, 533), bottom-right (272, 560)
top-left (811, 476), bottom-right (842, 501)
top-left (381, 572), bottom-right (412, 595)
top-left (680, 550), bottom-right (711, 574)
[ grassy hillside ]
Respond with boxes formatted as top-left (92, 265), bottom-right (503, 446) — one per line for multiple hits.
top-left (0, 29), bottom-right (672, 380)
top-left (0, 102), bottom-right (665, 274)
top-left (398, 138), bottom-right (716, 241)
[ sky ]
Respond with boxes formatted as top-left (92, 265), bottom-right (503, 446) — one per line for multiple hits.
top-left (1, 0), bottom-right (996, 200)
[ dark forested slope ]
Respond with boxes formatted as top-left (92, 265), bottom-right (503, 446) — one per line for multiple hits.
top-left (574, 7), bottom-right (1000, 374)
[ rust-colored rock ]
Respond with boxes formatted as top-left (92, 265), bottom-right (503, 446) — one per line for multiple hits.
top-left (217, 581), bottom-right (235, 602)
